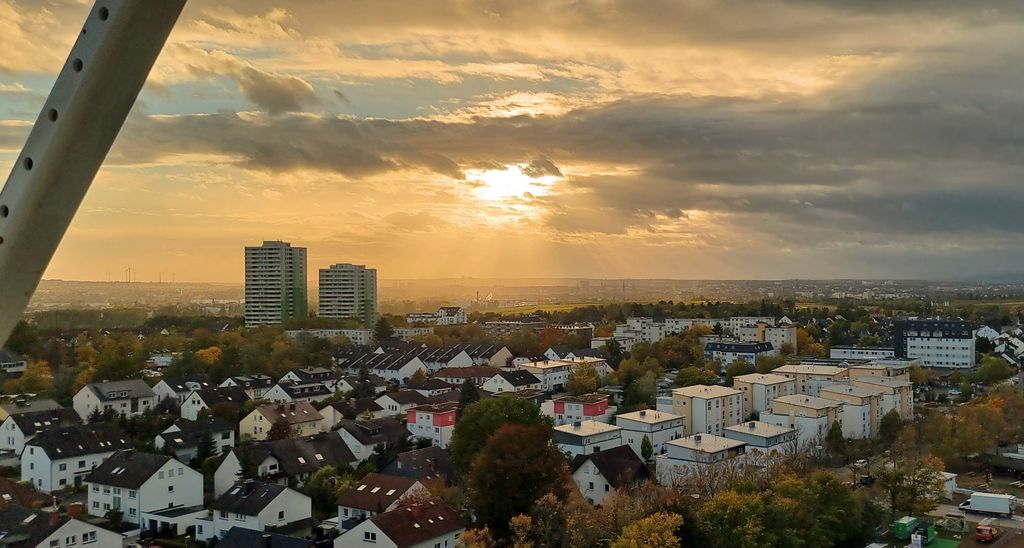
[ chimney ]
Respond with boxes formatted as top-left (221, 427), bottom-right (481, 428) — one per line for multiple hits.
top-left (748, 421), bottom-right (756, 429)
top-left (289, 403), bottom-right (296, 411)
top-left (572, 420), bottom-right (582, 430)
top-left (67, 502), bottom-right (84, 519)
top-left (694, 434), bottom-right (702, 444)
top-left (639, 410), bottom-right (646, 418)
top-left (430, 458), bottom-right (439, 474)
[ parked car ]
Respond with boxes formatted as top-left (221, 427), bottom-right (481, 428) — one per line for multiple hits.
top-left (852, 458), bottom-right (869, 469)
top-left (949, 389), bottom-right (962, 397)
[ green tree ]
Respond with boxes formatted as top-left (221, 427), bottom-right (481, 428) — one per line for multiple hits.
top-left (611, 512), bottom-right (683, 548)
top-left (457, 378), bottom-right (481, 419)
top-left (878, 409), bottom-right (904, 447)
top-left (674, 366), bottom-right (715, 387)
top-left (450, 397), bottom-right (551, 474)
top-left (724, 358), bottom-right (755, 386)
top-left (825, 420), bottom-right (847, 462)
top-left (267, 418), bottom-right (293, 441)
top-left (641, 434), bottom-right (654, 462)
top-left (467, 423), bottom-right (569, 537)
top-left (566, 364), bottom-right (599, 395)
top-left (373, 317), bottom-right (395, 343)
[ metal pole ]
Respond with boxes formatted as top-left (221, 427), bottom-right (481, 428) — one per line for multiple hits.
top-left (0, 0), bottom-right (185, 343)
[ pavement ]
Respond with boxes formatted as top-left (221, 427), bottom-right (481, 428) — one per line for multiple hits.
top-left (931, 504), bottom-right (1024, 530)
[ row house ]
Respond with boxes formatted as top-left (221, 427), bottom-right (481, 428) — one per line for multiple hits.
top-left (336, 373), bottom-right (388, 395)
top-left (73, 379), bottom-right (156, 422)
top-left (481, 369), bottom-right (542, 394)
top-left (154, 416), bottom-right (236, 462)
top-left (22, 424), bottom-right (132, 493)
top-left (0, 397), bottom-right (62, 422)
top-left (180, 387), bottom-right (250, 421)
top-left (434, 366), bottom-right (501, 386)
top-left (332, 418), bottom-right (410, 463)
top-left (406, 401), bottom-right (458, 449)
top-left (404, 378), bottom-right (454, 397)
top-left (240, 401), bottom-right (323, 441)
top-left (0, 506), bottom-right (123, 548)
top-left (84, 450), bottom-right (203, 526)
top-left (214, 433), bottom-right (358, 496)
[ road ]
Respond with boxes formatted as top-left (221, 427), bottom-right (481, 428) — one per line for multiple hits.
top-left (931, 504), bottom-right (1024, 530)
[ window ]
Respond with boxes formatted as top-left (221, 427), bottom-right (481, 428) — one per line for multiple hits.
top-left (364, 532), bottom-right (377, 542)
top-left (235, 513), bottom-right (246, 521)
top-left (129, 490), bottom-right (136, 499)
top-left (278, 510), bottom-right (285, 520)
top-left (65, 536), bottom-right (77, 546)
top-left (219, 511), bottom-right (228, 519)
top-left (59, 463), bottom-right (67, 471)
top-left (92, 501), bottom-right (99, 509)
top-left (158, 471), bottom-right (164, 479)
top-left (113, 488), bottom-right (121, 495)
top-left (59, 478), bottom-right (67, 486)
top-left (168, 485), bottom-right (175, 493)
top-left (49, 541), bottom-right (59, 548)
top-left (78, 460), bottom-right (86, 469)
top-left (92, 486), bottom-right (99, 492)
top-left (588, 481), bottom-right (594, 490)
top-left (129, 508), bottom-right (136, 516)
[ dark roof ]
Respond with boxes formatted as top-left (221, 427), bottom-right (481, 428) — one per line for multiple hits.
top-left (350, 398), bottom-right (384, 415)
top-left (275, 382), bottom-right (332, 399)
top-left (256, 402), bottom-right (323, 425)
top-left (547, 345), bottom-right (572, 359)
top-left (29, 424), bottom-right (132, 460)
top-left (336, 473), bottom-right (419, 512)
top-left (158, 375), bottom-right (211, 393)
top-left (496, 370), bottom-right (541, 387)
top-left (88, 379), bottom-right (155, 401)
top-left (231, 433), bottom-right (356, 477)
top-left (84, 450), bottom-right (173, 488)
top-left (571, 348), bottom-right (605, 359)
top-left (225, 375), bottom-right (275, 389)
top-left (380, 391), bottom-right (428, 406)
top-left (433, 366), bottom-right (501, 380)
top-left (333, 418), bottom-right (409, 447)
top-left (571, 445), bottom-right (649, 489)
top-left (380, 447), bottom-right (452, 482)
top-left (0, 348), bottom-right (26, 364)
top-left (0, 505), bottom-right (64, 547)
top-left (193, 387), bottom-right (250, 407)
top-left (705, 341), bottom-right (775, 353)
top-left (408, 402), bottom-right (458, 415)
top-left (157, 416), bottom-right (233, 451)
top-left (7, 408), bottom-right (80, 436)
top-left (404, 378), bottom-right (452, 391)
top-left (214, 480), bottom-right (288, 515)
top-left (217, 527), bottom-right (313, 548)
top-left (367, 499), bottom-right (466, 547)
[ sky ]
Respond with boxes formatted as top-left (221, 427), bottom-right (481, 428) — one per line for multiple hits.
top-left (1, 1), bottom-right (1023, 283)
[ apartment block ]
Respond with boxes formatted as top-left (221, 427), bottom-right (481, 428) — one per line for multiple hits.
top-left (669, 385), bottom-right (743, 436)
top-left (244, 241), bottom-right (307, 327)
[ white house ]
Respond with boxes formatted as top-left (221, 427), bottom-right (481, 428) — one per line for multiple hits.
top-left (84, 450), bottom-right (203, 526)
top-left (375, 391), bottom-right (429, 416)
top-left (703, 341), bottom-right (776, 369)
top-left (262, 381), bottom-right (333, 404)
top-left (213, 434), bottom-right (358, 496)
top-left (615, 409), bottom-right (683, 459)
top-left (197, 480), bottom-right (312, 543)
top-left (405, 402), bottom-right (458, 449)
top-left (334, 418), bottom-right (410, 463)
top-left (481, 369), bottom-right (542, 394)
top-left (240, 401), bottom-right (323, 441)
top-left (179, 387), bottom-right (250, 421)
top-left (570, 445), bottom-right (649, 506)
top-left (722, 421), bottom-right (798, 465)
top-left (336, 472), bottom-right (424, 530)
top-left (151, 376), bottom-right (212, 406)
top-left (219, 375), bottom-right (275, 398)
top-left (154, 416), bottom-right (236, 463)
top-left (72, 380), bottom-right (156, 422)
top-left (37, 516), bottom-right (125, 548)
top-left (0, 407), bottom-right (79, 456)
top-left (22, 425), bottom-right (133, 493)
top-left (336, 499), bottom-right (466, 548)
top-left (553, 420), bottom-right (623, 457)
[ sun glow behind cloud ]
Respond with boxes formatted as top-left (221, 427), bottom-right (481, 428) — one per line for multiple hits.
top-left (466, 164), bottom-right (560, 201)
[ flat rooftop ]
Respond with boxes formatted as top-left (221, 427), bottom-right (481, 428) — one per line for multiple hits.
top-left (819, 384), bottom-right (885, 398)
top-left (774, 364), bottom-right (847, 375)
top-left (770, 394), bottom-right (844, 410)
top-left (554, 420), bottom-right (621, 437)
top-left (851, 376), bottom-right (912, 388)
top-left (672, 384), bottom-right (741, 399)
top-left (732, 373), bottom-right (792, 385)
top-left (669, 434), bottom-right (745, 453)
top-left (724, 421), bottom-right (795, 438)
top-left (616, 409), bottom-right (681, 424)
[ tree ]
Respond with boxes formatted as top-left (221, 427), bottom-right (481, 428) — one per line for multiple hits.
top-left (724, 358), bottom-right (755, 386)
top-left (779, 342), bottom-right (795, 356)
top-left (622, 371), bottom-right (658, 410)
top-left (909, 364), bottom-right (930, 385)
top-left (457, 378), bottom-right (481, 419)
top-left (611, 512), bottom-right (683, 548)
top-left (2, 360), bottom-right (53, 394)
top-left (641, 434), bottom-right (654, 462)
top-left (195, 346), bottom-right (223, 365)
top-left (675, 366), bottom-right (715, 387)
top-left (878, 409), bottom-right (904, 447)
top-left (566, 364), bottom-right (599, 395)
top-left (4, 320), bottom-right (40, 355)
top-left (305, 465), bottom-right (353, 519)
top-left (875, 429), bottom-right (947, 522)
top-left (450, 397), bottom-right (551, 474)
top-left (825, 420), bottom-right (847, 462)
top-left (467, 424), bottom-right (569, 536)
top-left (373, 317), bottom-right (395, 343)
top-left (754, 354), bottom-right (785, 374)
top-left (267, 418), bottom-right (293, 441)
top-left (975, 356), bottom-right (1014, 384)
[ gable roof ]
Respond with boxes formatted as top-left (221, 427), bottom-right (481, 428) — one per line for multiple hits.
top-left (380, 447), bottom-right (452, 483)
top-left (192, 387), bottom-right (250, 407)
top-left (84, 450), bottom-right (173, 488)
top-left (496, 369), bottom-right (541, 387)
top-left (7, 408), bottom-right (80, 436)
top-left (231, 433), bottom-right (356, 477)
top-left (333, 418), bottom-right (409, 447)
top-left (570, 348), bottom-right (605, 359)
top-left (213, 480), bottom-right (287, 515)
top-left (87, 379), bottom-right (155, 401)
top-left (433, 366), bottom-right (501, 380)
top-left (29, 424), bottom-right (132, 460)
top-left (217, 527), bottom-right (313, 548)
top-left (404, 378), bottom-right (453, 391)
top-left (157, 375), bottom-right (211, 393)
top-left (274, 382), bottom-right (332, 399)
top-left (223, 375), bottom-right (275, 389)
top-left (547, 345), bottom-right (572, 359)
top-left (368, 499), bottom-right (466, 547)
top-left (571, 445), bottom-right (649, 488)
top-left (0, 505), bottom-right (64, 547)
top-left (255, 401), bottom-right (323, 425)
top-left (379, 391), bottom-right (429, 406)
top-left (157, 416), bottom-right (233, 451)
top-left (336, 473), bottom-right (419, 512)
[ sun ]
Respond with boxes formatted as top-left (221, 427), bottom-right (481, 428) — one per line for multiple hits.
top-left (466, 165), bottom-right (559, 201)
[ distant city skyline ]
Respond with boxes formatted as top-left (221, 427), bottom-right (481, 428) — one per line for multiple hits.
top-left (4, 2), bottom-right (1024, 282)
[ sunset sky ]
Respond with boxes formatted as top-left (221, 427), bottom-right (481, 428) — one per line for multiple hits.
top-left (2, 1), bottom-right (1022, 282)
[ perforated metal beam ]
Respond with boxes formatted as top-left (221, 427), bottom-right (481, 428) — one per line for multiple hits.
top-left (0, 0), bottom-right (185, 343)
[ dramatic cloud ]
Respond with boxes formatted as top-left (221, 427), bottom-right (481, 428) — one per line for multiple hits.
top-left (2, 0), bottom-right (1023, 281)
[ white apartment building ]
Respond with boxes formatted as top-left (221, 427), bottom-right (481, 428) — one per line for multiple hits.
top-left (669, 385), bottom-right (743, 436)
top-left (772, 364), bottom-right (850, 396)
top-left (84, 451), bottom-right (203, 526)
top-left (723, 421), bottom-right (798, 465)
top-left (73, 379), bottom-right (156, 422)
top-left (22, 425), bottom-right (133, 493)
top-left (732, 373), bottom-right (796, 418)
top-left (829, 346), bottom-right (896, 360)
top-left (761, 394), bottom-right (844, 450)
top-left (553, 421), bottom-right (624, 457)
top-left (894, 319), bottom-right (975, 368)
top-left (520, 357), bottom-right (611, 392)
top-left (819, 384), bottom-right (884, 439)
top-left (244, 240), bottom-right (307, 327)
top-left (319, 263), bottom-right (378, 327)
top-left (655, 433), bottom-right (747, 483)
top-left (615, 409), bottom-right (683, 458)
